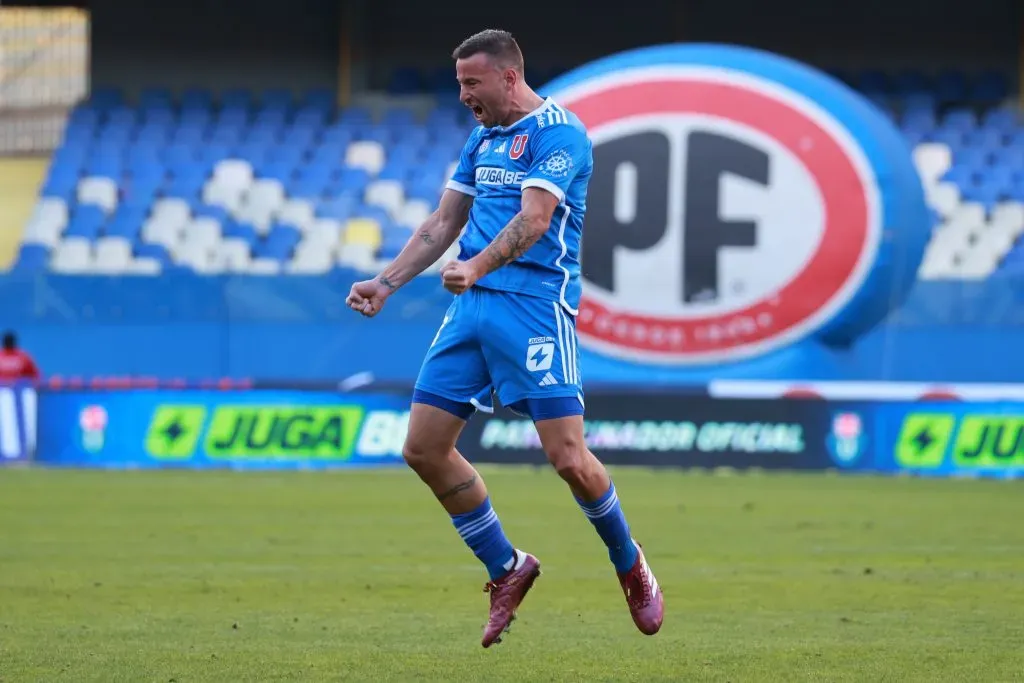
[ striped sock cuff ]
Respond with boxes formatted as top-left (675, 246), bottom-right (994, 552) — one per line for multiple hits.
top-left (576, 483), bottom-right (619, 520)
top-left (455, 507), bottom-right (499, 541)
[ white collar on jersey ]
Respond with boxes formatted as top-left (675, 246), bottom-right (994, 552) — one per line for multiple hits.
top-left (485, 97), bottom-right (555, 134)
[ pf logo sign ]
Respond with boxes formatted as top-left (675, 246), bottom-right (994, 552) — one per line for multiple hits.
top-left (545, 45), bottom-right (930, 365)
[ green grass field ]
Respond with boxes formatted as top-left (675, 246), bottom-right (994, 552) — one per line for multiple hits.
top-left (1, 466), bottom-right (1022, 682)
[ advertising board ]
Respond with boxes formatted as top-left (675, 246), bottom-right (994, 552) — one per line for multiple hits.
top-left (36, 389), bottom-right (409, 469)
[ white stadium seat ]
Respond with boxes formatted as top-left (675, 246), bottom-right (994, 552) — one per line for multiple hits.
top-left (50, 237), bottom-right (92, 273)
top-left (183, 217), bottom-right (222, 250)
top-left (212, 159), bottom-right (254, 190)
top-left (174, 241), bottom-right (213, 270)
top-left (22, 218), bottom-right (64, 248)
top-left (365, 180), bottom-right (405, 218)
top-left (926, 182), bottom-right (961, 218)
top-left (212, 238), bottom-right (252, 272)
top-left (202, 178), bottom-right (247, 214)
top-left (141, 217), bottom-right (183, 250)
top-left (397, 199), bottom-right (432, 230)
top-left (913, 143), bottom-right (953, 188)
top-left (337, 243), bottom-right (375, 271)
top-left (93, 237), bottom-right (132, 274)
top-left (151, 198), bottom-right (192, 229)
top-left (248, 258), bottom-right (283, 275)
top-left (77, 176), bottom-right (119, 213)
top-left (286, 255), bottom-right (333, 274)
top-left (345, 141), bottom-right (386, 175)
top-left (277, 198), bottom-right (316, 230)
top-left (125, 258), bottom-right (161, 275)
top-left (29, 197), bottom-right (69, 230)
top-left (990, 203), bottom-right (1024, 233)
top-left (303, 219), bottom-right (342, 249)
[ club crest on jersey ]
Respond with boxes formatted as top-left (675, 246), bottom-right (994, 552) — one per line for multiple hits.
top-left (509, 134), bottom-right (528, 160)
top-left (541, 44), bottom-right (930, 366)
top-left (539, 149), bottom-right (573, 179)
top-left (479, 139), bottom-right (491, 154)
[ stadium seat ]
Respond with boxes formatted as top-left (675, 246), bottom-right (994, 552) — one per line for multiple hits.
top-left (345, 141), bottom-right (386, 175)
top-left (18, 72), bottom-right (1024, 281)
top-left (50, 237), bottom-right (92, 273)
top-left (93, 237), bottom-right (133, 274)
top-left (365, 179), bottom-right (405, 218)
top-left (277, 198), bottom-right (316, 230)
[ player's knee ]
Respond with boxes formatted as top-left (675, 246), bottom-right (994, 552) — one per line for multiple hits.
top-left (401, 438), bottom-right (438, 472)
top-left (544, 436), bottom-right (588, 484)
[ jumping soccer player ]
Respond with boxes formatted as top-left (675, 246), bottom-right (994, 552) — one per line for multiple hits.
top-left (346, 29), bottom-right (664, 647)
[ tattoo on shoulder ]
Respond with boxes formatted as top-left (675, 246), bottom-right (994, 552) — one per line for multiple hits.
top-left (436, 474), bottom-right (477, 501)
top-left (377, 275), bottom-right (398, 291)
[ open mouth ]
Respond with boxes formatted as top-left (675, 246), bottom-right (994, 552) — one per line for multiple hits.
top-left (470, 105), bottom-right (484, 120)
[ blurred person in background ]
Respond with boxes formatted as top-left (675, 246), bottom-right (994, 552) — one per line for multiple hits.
top-left (0, 331), bottom-right (40, 382)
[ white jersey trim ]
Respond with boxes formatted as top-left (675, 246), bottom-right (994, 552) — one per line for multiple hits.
top-left (445, 179), bottom-right (477, 197)
top-left (552, 203), bottom-right (578, 315)
top-left (521, 177), bottom-right (565, 203)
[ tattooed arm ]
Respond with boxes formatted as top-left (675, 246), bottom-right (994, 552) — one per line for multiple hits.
top-left (464, 187), bottom-right (559, 279)
top-left (371, 189), bottom-right (474, 293)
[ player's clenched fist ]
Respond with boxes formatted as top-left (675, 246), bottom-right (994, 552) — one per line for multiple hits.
top-left (441, 260), bottom-right (480, 295)
top-left (346, 278), bottom-right (391, 317)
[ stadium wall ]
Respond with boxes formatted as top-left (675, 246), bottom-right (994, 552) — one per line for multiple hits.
top-left (1, 274), bottom-right (1023, 383)
top-left (0, 158), bottom-right (47, 268)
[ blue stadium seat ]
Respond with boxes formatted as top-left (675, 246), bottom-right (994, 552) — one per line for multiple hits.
top-left (260, 88), bottom-right (293, 111)
top-left (13, 244), bottom-right (51, 272)
top-left (87, 86), bottom-right (124, 111)
top-left (105, 207), bottom-right (147, 238)
top-left (339, 106), bottom-right (373, 126)
top-left (193, 204), bottom-right (230, 223)
top-left (180, 88), bottom-right (213, 112)
top-left (220, 88), bottom-right (252, 110)
top-left (257, 160), bottom-right (296, 183)
top-left (427, 66), bottom-right (460, 96)
top-left (222, 220), bottom-right (259, 245)
top-left (289, 177), bottom-right (330, 199)
top-left (134, 243), bottom-right (172, 266)
top-left (971, 71), bottom-right (1010, 103)
top-left (321, 125), bottom-right (355, 146)
top-left (942, 165), bottom-right (982, 188)
top-left (319, 195), bottom-right (359, 221)
top-left (301, 88), bottom-right (335, 112)
top-left (943, 108), bottom-right (977, 131)
top-left (234, 142), bottom-right (270, 166)
top-left (64, 206), bottom-right (106, 239)
top-left (982, 108), bottom-right (1019, 134)
top-left (268, 149), bottom-right (308, 171)
top-left (294, 106), bottom-right (327, 128)
top-left (930, 128), bottom-right (966, 150)
top-left (935, 70), bottom-right (968, 104)
top-left (165, 175), bottom-right (205, 199)
top-left (331, 167), bottom-right (370, 195)
top-left (892, 70), bottom-right (929, 97)
top-left (388, 67), bottom-right (423, 95)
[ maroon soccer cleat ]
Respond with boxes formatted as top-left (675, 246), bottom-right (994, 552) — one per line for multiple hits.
top-left (617, 541), bottom-right (664, 635)
top-left (481, 551), bottom-right (541, 648)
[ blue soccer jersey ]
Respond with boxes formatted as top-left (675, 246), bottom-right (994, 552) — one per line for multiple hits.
top-left (445, 98), bottom-right (592, 315)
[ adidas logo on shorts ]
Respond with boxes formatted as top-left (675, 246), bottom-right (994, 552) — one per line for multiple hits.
top-left (538, 372), bottom-right (558, 387)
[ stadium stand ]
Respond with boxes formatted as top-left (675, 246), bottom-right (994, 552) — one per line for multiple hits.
top-left (8, 68), bottom-right (1024, 281)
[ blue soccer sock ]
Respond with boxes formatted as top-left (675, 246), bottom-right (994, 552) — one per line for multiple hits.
top-left (576, 482), bottom-right (638, 574)
top-left (450, 497), bottom-right (518, 581)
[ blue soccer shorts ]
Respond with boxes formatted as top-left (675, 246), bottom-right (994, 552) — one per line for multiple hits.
top-left (413, 286), bottom-right (584, 421)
